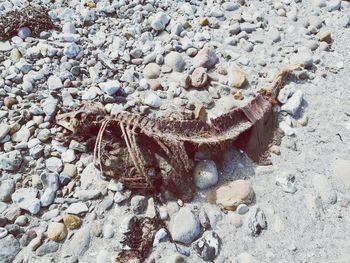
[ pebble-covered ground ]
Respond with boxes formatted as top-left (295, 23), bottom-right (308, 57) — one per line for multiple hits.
top-left (0, 0), bottom-right (350, 262)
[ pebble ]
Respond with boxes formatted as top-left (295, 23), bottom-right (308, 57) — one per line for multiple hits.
top-left (234, 253), bottom-right (256, 263)
top-left (36, 241), bottom-right (59, 256)
top-left (194, 231), bottom-right (220, 261)
top-left (144, 93), bottom-right (161, 108)
top-left (151, 12), bottom-right (170, 31)
top-left (11, 126), bottom-right (31, 142)
top-left (153, 228), bottom-right (168, 246)
top-left (98, 80), bottom-right (120, 95)
top-left (48, 75), bottom-right (63, 90)
top-left (193, 160), bottom-right (219, 189)
top-left (14, 215), bottom-right (28, 226)
top-left (46, 157), bottom-right (63, 173)
top-left (228, 68), bottom-right (247, 88)
top-left (247, 208), bottom-right (267, 236)
top-left (236, 204), bottom-right (249, 215)
top-left (214, 180), bottom-right (255, 210)
top-left (0, 123), bottom-right (10, 141)
top-left (0, 227), bottom-right (8, 239)
top-left (281, 90), bottom-right (303, 115)
top-left (170, 207), bottom-right (200, 244)
top-left (103, 223), bottom-right (114, 239)
top-left (96, 250), bottom-right (111, 263)
top-left (65, 202), bottom-right (89, 215)
top-left (11, 188), bottom-right (41, 214)
top-left (165, 52), bottom-right (186, 72)
top-left (64, 43), bottom-right (80, 58)
top-left (276, 172), bottom-right (297, 193)
top-left (227, 212), bottom-right (243, 228)
top-left (143, 63), bottom-right (161, 79)
top-left (0, 179), bottom-right (15, 202)
top-left (193, 48), bottom-right (218, 69)
top-left (130, 195), bottom-right (147, 214)
top-left (0, 234), bottom-right (20, 263)
top-left (190, 67), bottom-right (209, 89)
top-left (47, 222), bottom-right (68, 241)
top-left (40, 188), bottom-right (55, 207)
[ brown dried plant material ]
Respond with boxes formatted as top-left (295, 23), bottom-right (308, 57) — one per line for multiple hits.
top-left (0, 5), bottom-right (54, 41)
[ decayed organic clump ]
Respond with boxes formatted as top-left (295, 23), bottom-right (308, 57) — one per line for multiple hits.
top-left (0, 5), bottom-right (54, 41)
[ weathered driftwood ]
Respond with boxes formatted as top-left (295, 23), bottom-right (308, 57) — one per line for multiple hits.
top-left (56, 66), bottom-right (299, 201)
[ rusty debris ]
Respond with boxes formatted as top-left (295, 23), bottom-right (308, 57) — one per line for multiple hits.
top-left (56, 66), bottom-right (300, 201)
top-left (0, 5), bottom-right (54, 41)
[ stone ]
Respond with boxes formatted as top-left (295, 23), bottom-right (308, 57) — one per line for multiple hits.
top-left (165, 52), bottom-right (186, 72)
top-left (97, 250), bottom-right (111, 263)
top-left (269, 28), bottom-right (281, 42)
top-left (37, 129), bottom-right (50, 142)
top-left (317, 31), bottom-right (332, 43)
top-left (276, 172), bottom-right (297, 193)
top-left (228, 68), bottom-right (247, 88)
top-left (46, 157), bottom-right (63, 173)
top-left (193, 48), bottom-right (218, 69)
top-left (223, 2), bottom-right (239, 11)
top-left (290, 52), bottom-right (313, 67)
top-left (194, 231), bottom-right (220, 261)
top-left (47, 222), bottom-right (67, 241)
top-left (153, 228), bottom-right (168, 246)
top-left (144, 93), bottom-right (161, 108)
top-left (190, 67), bottom-right (209, 88)
top-left (36, 241), bottom-right (59, 256)
top-left (14, 215), bottom-right (28, 226)
top-left (91, 221), bottom-right (102, 237)
top-left (40, 171), bottom-right (59, 191)
top-left (40, 188), bottom-right (55, 207)
top-left (75, 190), bottom-right (100, 201)
top-left (0, 234), bottom-right (20, 263)
top-left (0, 227), bottom-right (8, 239)
top-left (240, 22), bottom-right (256, 33)
top-left (64, 43), bottom-right (80, 58)
top-left (4, 97), bottom-right (17, 109)
top-left (130, 195), bottom-right (147, 214)
top-left (236, 204), bottom-right (249, 215)
top-left (2, 206), bottom-right (21, 222)
top-left (61, 150), bottom-right (76, 163)
top-left (215, 180), bottom-right (255, 210)
top-left (144, 63), bottom-right (161, 79)
top-left (0, 150), bottom-right (22, 171)
top-left (281, 90), bottom-right (303, 115)
top-left (66, 226), bottom-right (91, 257)
top-left (327, 0), bottom-right (341, 11)
top-left (193, 160), bottom-right (218, 189)
top-left (48, 75), bottom-right (63, 90)
top-left (0, 123), bottom-right (10, 140)
top-left (247, 208), bottom-right (267, 236)
top-left (151, 12), bottom-right (170, 31)
top-left (170, 207), bottom-right (200, 244)
top-left (103, 223), bottom-right (114, 239)
top-left (227, 212), bottom-right (243, 228)
top-left (0, 180), bottom-right (15, 202)
top-left (98, 80), bottom-right (120, 95)
top-left (114, 191), bottom-right (131, 203)
top-left (11, 126), bottom-right (31, 142)
top-left (312, 0), bottom-right (326, 7)
top-left (331, 160), bottom-right (350, 190)
top-left (107, 180), bottom-right (123, 192)
top-left (11, 188), bottom-right (41, 214)
top-left (234, 253), bottom-right (256, 263)
top-left (63, 214), bottom-right (81, 229)
top-left (199, 17), bottom-right (209, 26)
top-left (66, 202), bottom-right (89, 215)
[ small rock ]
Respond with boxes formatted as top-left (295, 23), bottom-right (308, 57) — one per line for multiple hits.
top-left (227, 212), bottom-right (243, 228)
top-left (191, 67), bottom-right (209, 88)
top-left (144, 93), bottom-right (161, 108)
top-left (64, 43), bottom-right (80, 58)
top-left (194, 231), bottom-right (220, 261)
top-left (151, 12), bottom-right (170, 31)
top-left (0, 227), bottom-right (8, 239)
top-left (144, 63), bottom-right (161, 79)
top-left (4, 97), bottom-right (17, 109)
top-left (36, 241), bottom-right (59, 256)
top-left (247, 208), bottom-right (267, 236)
top-left (165, 52), bottom-right (186, 72)
top-left (214, 180), bottom-right (255, 210)
top-left (46, 157), bottom-right (63, 173)
top-left (14, 215), bottom-right (28, 226)
top-left (0, 123), bottom-right (10, 141)
top-left (228, 68), bottom-right (247, 88)
top-left (199, 17), bottom-right (209, 26)
top-left (317, 31), bottom-right (332, 43)
top-left (0, 150), bottom-right (22, 171)
top-left (103, 223), bottom-right (114, 239)
top-left (11, 126), bottom-right (31, 143)
top-left (48, 75), bottom-right (63, 90)
top-left (96, 250), bottom-right (111, 263)
top-left (153, 228), bottom-right (168, 246)
top-left (63, 214), bottom-right (82, 230)
top-left (47, 222), bottom-right (68, 241)
top-left (0, 180), bottom-right (15, 202)
top-left (40, 188), bottom-right (55, 207)
top-left (130, 195), bottom-right (147, 214)
top-left (98, 80), bottom-right (120, 96)
top-left (66, 202), bottom-right (89, 215)
top-left (234, 253), bottom-right (256, 263)
top-left (193, 160), bottom-right (218, 189)
top-left (276, 172), bottom-right (297, 193)
top-left (193, 48), bottom-right (219, 69)
top-left (0, 234), bottom-right (20, 263)
top-left (281, 90), bottom-right (303, 115)
top-left (236, 204), bottom-right (249, 215)
top-left (170, 207), bottom-right (200, 244)
top-left (12, 188), bottom-right (41, 215)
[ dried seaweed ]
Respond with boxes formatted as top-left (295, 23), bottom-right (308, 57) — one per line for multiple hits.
top-left (0, 5), bottom-right (54, 41)
top-left (115, 217), bottom-right (166, 263)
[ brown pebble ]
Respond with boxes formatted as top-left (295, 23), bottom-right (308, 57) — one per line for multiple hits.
top-left (4, 97), bottom-right (18, 109)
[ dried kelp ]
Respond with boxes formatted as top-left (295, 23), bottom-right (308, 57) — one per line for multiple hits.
top-left (0, 5), bottom-right (54, 41)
